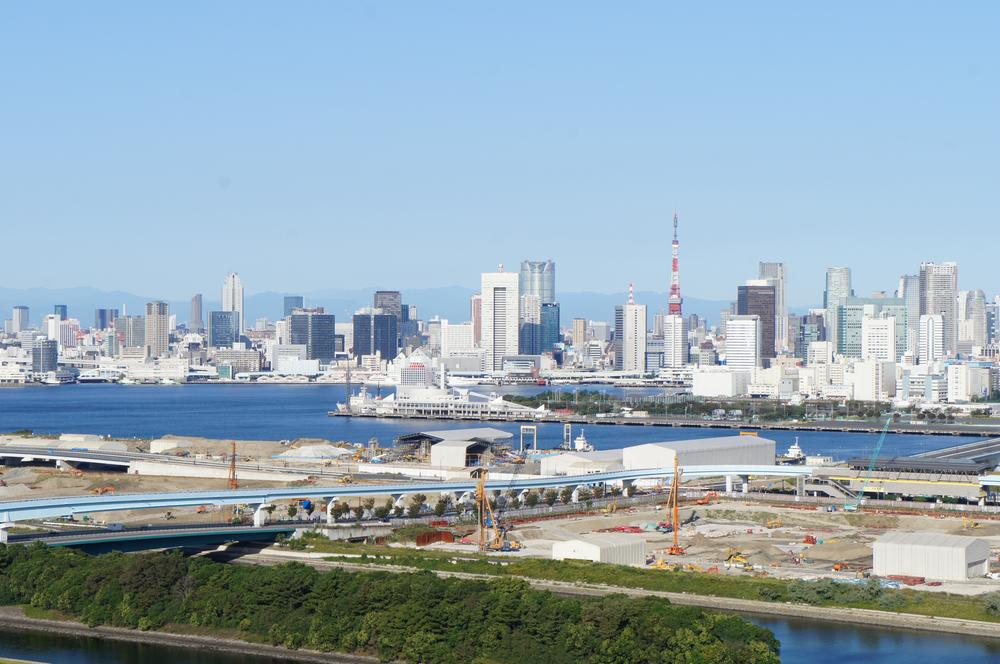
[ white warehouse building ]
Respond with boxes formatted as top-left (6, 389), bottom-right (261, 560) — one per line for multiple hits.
top-left (873, 532), bottom-right (990, 581)
top-left (622, 435), bottom-right (776, 470)
top-left (552, 533), bottom-right (646, 566)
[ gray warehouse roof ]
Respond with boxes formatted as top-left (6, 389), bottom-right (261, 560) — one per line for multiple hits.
top-left (635, 435), bottom-right (776, 451)
top-left (876, 532), bottom-right (988, 551)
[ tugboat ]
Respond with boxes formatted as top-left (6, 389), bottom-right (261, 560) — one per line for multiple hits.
top-left (779, 437), bottom-right (806, 464)
top-left (573, 429), bottom-right (594, 453)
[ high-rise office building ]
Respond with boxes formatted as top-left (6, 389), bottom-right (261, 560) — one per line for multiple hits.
top-left (758, 262), bottom-right (786, 353)
top-left (208, 311), bottom-right (239, 348)
top-left (283, 296), bottom-right (304, 318)
top-left (957, 289), bottom-right (987, 354)
top-left (222, 272), bottom-right (245, 334)
top-left (31, 338), bottom-right (58, 373)
top-left (115, 315), bottom-right (145, 349)
top-left (861, 317), bottom-right (897, 362)
top-left (469, 293), bottom-right (482, 347)
top-left (144, 301), bottom-right (170, 358)
top-left (288, 308), bottom-right (336, 363)
top-left (190, 294), bottom-right (204, 331)
top-left (518, 294), bottom-right (542, 355)
top-left (94, 308), bottom-right (119, 331)
top-left (897, 274), bottom-right (921, 356)
top-left (11, 306), bottom-right (29, 333)
top-left (662, 314), bottom-right (688, 368)
top-left (824, 267), bottom-right (853, 351)
top-left (353, 310), bottom-right (399, 364)
top-left (540, 302), bottom-right (560, 354)
top-left (725, 315), bottom-right (762, 371)
top-left (737, 281), bottom-right (776, 363)
top-left (918, 314), bottom-right (945, 364)
top-left (519, 260), bottom-right (556, 304)
top-left (53, 305), bottom-right (68, 321)
top-left (373, 291), bottom-right (403, 321)
top-left (919, 262), bottom-right (958, 356)
top-left (481, 269), bottom-right (519, 371)
top-left (572, 318), bottom-right (587, 348)
top-left (835, 297), bottom-right (907, 361)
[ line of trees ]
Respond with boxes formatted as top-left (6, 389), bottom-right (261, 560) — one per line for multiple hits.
top-left (0, 543), bottom-right (779, 663)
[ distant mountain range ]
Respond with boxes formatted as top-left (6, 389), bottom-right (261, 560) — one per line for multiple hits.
top-left (0, 286), bottom-right (738, 328)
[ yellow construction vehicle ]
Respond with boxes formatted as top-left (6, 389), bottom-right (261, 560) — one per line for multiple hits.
top-left (603, 499), bottom-right (618, 515)
top-left (963, 517), bottom-right (982, 530)
top-left (338, 475), bottom-right (354, 485)
top-left (766, 518), bottom-right (783, 528)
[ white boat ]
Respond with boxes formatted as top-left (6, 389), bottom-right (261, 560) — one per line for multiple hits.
top-left (781, 438), bottom-right (805, 464)
top-left (363, 373), bottom-right (396, 387)
top-left (573, 429), bottom-right (594, 452)
top-left (78, 368), bottom-right (125, 384)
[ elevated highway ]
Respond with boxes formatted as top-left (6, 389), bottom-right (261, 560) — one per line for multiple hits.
top-left (0, 464), bottom-right (813, 539)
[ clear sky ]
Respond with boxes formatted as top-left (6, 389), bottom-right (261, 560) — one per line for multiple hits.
top-left (1, 2), bottom-right (997, 306)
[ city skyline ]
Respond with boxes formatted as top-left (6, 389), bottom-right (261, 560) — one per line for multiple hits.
top-left (2, 4), bottom-right (998, 302)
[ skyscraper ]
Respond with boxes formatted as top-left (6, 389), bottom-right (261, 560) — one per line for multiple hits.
top-left (518, 294), bottom-right (542, 355)
top-left (725, 315), bottom-right (762, 371)
top-left (861, 317), bottom-right (897, 362)
top-left (662, 314), bottom-right (688, 368)
top-left (481, 269), bottom-right (519, 371)
top-left (737, 281), bottom-right (776, 363)
top-left (758, 262), bottom-right (786, 353)
top-left (53, 305), bottom-right (68, 321)
top-left (572, 318), bottom-right (587, 348)
top-left (208, 311), bottom-right (238, 348)
top-left (540, 302), bottom-right (560, 354)
top-left (957, 289), bottom-right (987, 354)
top-left (222, 272), bottom-right (245, 335)
top-left (94, 308), bottom-right (119, 331)
top-left (897, 274), bottom-right (921, 355)
top-left (144, 301), bottom-right (170, 358)
top-left (11, 306), bottom-right (29, 333)
top-left (919, 262), bottom-right (958, 356)
top-left (919, 314), bottom-right (945, 364)
top-left (289, 308), bottom-right (336, 363)
top-left (619, 285), bottom-right (647, 372)
top-left (519, 260), bottom-right (555, 304)
top-left (469, 293), bottom-right (482, 347)
top-left (824, 267), bottom-right (853, 351)
top-left (283, 295), bottom-right (304, 318)
top-left (190, 294), bottom-right (204, 331)
top-left (353, 309), bottom-right (399, 364)
top-left (116, 315), bottom-right (145, 349)
top-left (31, 338), bottom-right (58, 373)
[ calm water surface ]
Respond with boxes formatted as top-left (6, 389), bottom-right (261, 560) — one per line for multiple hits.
top-left (0, 383), bottom-right (976, 459)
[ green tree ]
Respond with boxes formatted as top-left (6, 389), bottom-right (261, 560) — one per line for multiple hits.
top-left (559, 487), bottom-right (574, 505)
top-left (544, 490), bottom-right (558, 506)
top-left (407, 494), bottom-right (427, 518)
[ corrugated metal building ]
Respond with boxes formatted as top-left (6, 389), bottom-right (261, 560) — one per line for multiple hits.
top-left (539, 450), bottom-right (624, 476)
top-left (551, 534), bottom-right (645, 566)
top-left (621, 435), bottom-right (776, 470)
top-left (873, 532), bottom-right (990, 581)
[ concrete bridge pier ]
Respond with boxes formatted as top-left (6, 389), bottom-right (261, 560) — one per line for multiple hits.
top-left (796, 476), bottom-right (805, 501)
top-left (740, 475), bottom-right (750, 495)
top-left (725, 475), bottom-right (735, 494)
top-left (56, 459), bottom-right (79, 472)
top-left (326, 498), bottom-right (341, 525)
top-left (253, 503), bottom-right (274, 527)
top-left (0, 523), bottom-right (10, 544)
top-left (621, 479), bottom-right (635, 497)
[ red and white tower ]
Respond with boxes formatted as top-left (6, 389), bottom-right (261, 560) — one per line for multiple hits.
top-left (668, 212), bottom-right (683, 315)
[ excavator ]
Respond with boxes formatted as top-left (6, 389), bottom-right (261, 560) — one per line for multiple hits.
top-left (473, 468), bottom-right (522, 553)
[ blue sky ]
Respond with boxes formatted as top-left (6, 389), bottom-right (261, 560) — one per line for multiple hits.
top-left (1, 2), bottom-right (996, 306)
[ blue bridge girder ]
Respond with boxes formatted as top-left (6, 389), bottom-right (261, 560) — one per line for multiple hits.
top-left (0, 465), bottom-right (814, 524)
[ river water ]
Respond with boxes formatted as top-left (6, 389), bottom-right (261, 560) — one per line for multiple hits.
top-left (0, 383), bottom-right (996, 661)
top-left (0, 383), bottom-right (973, 459)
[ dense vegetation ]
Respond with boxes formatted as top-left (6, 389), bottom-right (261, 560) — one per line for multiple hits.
top-left (0, 544), bottom-right (779, 663)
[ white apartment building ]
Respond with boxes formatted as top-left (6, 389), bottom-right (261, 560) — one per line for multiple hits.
top-left (807, 341), bottom-right (834, 366)
top-left (725, 315), bottom-right (762, 371)
top-left (621, 301), bottom-right (647, 372)
top-left (481, 270), bottom-right (519, 371)
top-left (662, 314), bottom-right (688, 368)
top-left (919, 314), bottom-right (945, 365)
top-left (946, 365), bottom-right (991, 403)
